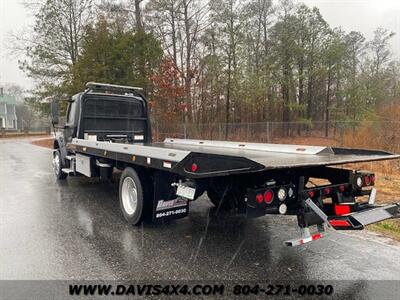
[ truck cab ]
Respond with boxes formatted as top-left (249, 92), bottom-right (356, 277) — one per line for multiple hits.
top-left (51, 82), bottom-right (152, 179)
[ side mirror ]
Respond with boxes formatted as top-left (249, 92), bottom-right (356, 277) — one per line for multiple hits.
top-left (50, 100), bottom-right (59, 125)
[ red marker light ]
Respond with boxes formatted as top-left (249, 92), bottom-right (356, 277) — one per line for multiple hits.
top-left (370, 174), bottom-right (376, 184)
top-left (324, 187), bottom-right (331, 195)
top-left (256, 193), bottom-right (264, 204)
top-left (329, 219), bottom-right (351, 227)
top-left (308, 190), bottom-right (315, 198)
top-left (264, 190), bottom-right (274, 204)
top-left (191, 163), bottom-right (198, 172)
top-left (334, 204), bottom-right (351, 215)
top-left (364, 175), bottom-right (371, 186)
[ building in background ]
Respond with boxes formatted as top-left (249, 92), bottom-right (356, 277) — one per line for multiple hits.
top-left (0, 88), bottom-right (18, 130)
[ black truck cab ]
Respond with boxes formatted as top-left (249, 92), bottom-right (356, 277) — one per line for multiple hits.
top-left (52, 82), bottom-right (152, 176)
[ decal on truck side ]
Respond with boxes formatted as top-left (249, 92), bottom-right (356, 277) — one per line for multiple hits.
top-left (156, 199), bottom-right (188, 211)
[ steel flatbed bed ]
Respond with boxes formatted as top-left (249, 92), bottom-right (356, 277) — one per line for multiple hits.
top-left (70, 138), bottom-right (400, 178)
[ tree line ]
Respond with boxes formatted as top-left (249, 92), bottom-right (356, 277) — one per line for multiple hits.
top-left (16, 0), bottom-right (400, 136)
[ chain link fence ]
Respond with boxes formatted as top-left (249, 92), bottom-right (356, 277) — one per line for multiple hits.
top-left (152, 120), bottom-right (400, 152)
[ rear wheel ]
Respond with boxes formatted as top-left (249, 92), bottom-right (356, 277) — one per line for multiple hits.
top-left (53, 150), bottom-right (67, 180)
top-left (119, 167), bottom-right (144, 225)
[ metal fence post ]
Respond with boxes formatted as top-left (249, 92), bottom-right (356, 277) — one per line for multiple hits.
top-left (267, 122), bottom-right (270, 143)
top-left (156, 121), bottom-right (159, 142)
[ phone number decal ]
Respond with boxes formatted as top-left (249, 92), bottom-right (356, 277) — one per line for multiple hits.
top-left (233, 284), bottom-right (333, 296)
top-left (155, 208), bottom-right (187, 218)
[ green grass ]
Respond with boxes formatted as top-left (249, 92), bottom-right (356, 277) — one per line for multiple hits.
top-left (368, 220), bottom-right (400, 241)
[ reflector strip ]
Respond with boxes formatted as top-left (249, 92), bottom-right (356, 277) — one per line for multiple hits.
top-left (334, 205), bottom-right (351, 215)
top-left (134, 135), bottom-right (144, 140)
top-left (312, 233), bottom-right (323, 240)
top-left (163, 161), bottom-right (172, 169)
top-left (329, 219), bottom-right (351, 227)
top-left (300, 233), bottom-right (323, 244)
top-left (285, 232), bottom-right (324, 246)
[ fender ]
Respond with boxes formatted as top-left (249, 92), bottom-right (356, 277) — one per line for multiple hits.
top-left (53, 132), bottom-right (68, 163)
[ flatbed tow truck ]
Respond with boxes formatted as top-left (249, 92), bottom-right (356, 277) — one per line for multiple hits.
top-left (51, 82), bottom-right (400, 246)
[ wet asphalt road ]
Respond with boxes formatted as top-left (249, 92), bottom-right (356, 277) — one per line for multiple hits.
top-left (1, 138), bottom-right (400, 283)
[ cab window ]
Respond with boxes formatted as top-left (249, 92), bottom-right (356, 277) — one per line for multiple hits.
top-left (66, 101), bottom-right (77, 125)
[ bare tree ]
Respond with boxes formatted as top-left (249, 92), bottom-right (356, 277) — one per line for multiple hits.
top-left (14, 0), bottom-right (93, 95)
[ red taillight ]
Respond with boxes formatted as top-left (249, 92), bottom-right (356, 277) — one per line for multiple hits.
top-left (191, 163), bottom-right (198, 172)
top-left (256, 193), bottom-right (264, 204)
top-left (370, 174), bottom-right (376, 184)
top-left (264, 190), bottom-right (274, 204)
top-left (338, 185), bottom-right (346, 192)
top-left (364, 175), bottom-right (371, 186)
top-left (334, 204), bottom-right (351, 215)
top-left (308, 190), bottom-right (315, 198)
top-left (324, 187), bottom-right (331, 195)
top-left (329, 219), bottom-right (351, 227)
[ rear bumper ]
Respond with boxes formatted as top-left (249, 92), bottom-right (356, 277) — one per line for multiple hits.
top-left (328, 203), bottom-right (400, 230)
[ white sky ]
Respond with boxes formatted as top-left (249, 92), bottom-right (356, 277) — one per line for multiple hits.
top-left (1, 0), bottom-right (400, 90)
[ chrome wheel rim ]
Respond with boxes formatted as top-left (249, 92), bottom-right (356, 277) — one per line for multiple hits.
top-left (121, 177), bottom-right (138, 215)
top-left (53, 153), bottom-right (60, 175)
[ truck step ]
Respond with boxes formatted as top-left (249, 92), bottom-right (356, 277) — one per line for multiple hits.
top-left (61, 168), bottom-right (75, 175)
top-left (96, 160), bottom-right (112, 168)
top-left (66, 155), bottom-right (76, 161)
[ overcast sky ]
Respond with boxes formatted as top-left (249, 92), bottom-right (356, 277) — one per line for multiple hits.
top-left (1, 0), bottom-right (400, 90)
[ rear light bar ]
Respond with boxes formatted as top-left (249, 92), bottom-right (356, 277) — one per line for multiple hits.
top-left (303, 183), bottom-right (349, 199)
top-left (251, 185), bottom-right (295, 206)
top-left (353, 172), bottom-right (375, 189)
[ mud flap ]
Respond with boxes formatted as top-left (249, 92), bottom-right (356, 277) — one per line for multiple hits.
top-left (152, 171), bottom-right (189, 222)
top-left (328, 203), bottom-right (400, 230)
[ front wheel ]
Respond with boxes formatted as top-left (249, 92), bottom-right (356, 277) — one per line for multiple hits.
top-left (53, 150), bottom-right (67, 180)
top-left (119, 167), bottom-right (144, 225)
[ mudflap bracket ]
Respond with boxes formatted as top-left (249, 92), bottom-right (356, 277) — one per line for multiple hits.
top-left (285, 198), bottom-right (329, 246)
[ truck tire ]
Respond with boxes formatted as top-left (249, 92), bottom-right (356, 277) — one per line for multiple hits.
top-left (119, 167), bottom-right (144, 225)
top-left (53, 149), bottom-right (67, 180)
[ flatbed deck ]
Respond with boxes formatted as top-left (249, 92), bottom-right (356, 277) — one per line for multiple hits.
top-left (70, 138), bottom-right (399, 172)
top-left (157, 139), bottom-right (400, 169)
